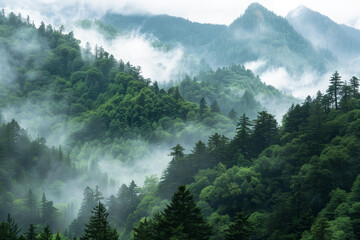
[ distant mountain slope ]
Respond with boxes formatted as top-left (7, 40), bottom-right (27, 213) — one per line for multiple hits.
top-left (103, 3), bottom-right (332, 75)
top-left (287, 5), bottom-right (360, 59)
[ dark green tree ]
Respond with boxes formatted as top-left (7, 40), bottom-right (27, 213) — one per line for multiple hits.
top-left (210, 100), bottom-right (220, 113)
top-left (225, 213), bottom-right (252, 240)
top-left (350, 76), bottom-right (359, 98)
top-left (157, 185), bottom-right (213, 239)
top-left (327, 71), bottom-right (343, 109)
top-left (228, 109), bottom-right (238, 121)
top-left (235, 113), bottom-right (252, 157)
top-left (0, 214), bottom-right (20, 240)
top-left (252, 111), bottom-right (278, 156)
top-left (55, 233), bottom-right (61, 240)
top-left (81, 202), bottom-right (118, 240)
top-left (133, 219), bottom-right (154, 240)
top-left (25, 224), bottom-right (36, 240)
top-left (38, 225), bottom-right (52, 240)
top-left (199, 97), bottom-right (208, 119)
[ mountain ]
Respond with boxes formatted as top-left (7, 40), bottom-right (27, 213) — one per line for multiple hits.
top-left (103, 3), bottom-right (332, 75)
top-left (287, 5), bottom-right (360, 60)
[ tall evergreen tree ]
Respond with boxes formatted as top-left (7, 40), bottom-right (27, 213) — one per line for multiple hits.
top-left (252, 111), bottom-right (278, 156)
top-left (199, 97), bottom-right (208, 119)
top-left (25, 224), bottom-right (36, 240)
top-left (225, 213), bottom-right (252, 240)
top-left (133, 219), bottom-right (154, 240)
top-left (156, 185), bottom-right (213, 240)
top-left (228, 109), bottom-right (238, 121)
top-left (81, 202), bottom-right (118, 240)
top-left (350, 76), bottom-right (359, 99)
top-left (327, 71), bottom-right (343, 109)
top-left (210, 100), bottom-right (221, 113)
top-left (235, 113), bottom-right (252, 157)
top-left (38, 225), bottom-right (52, 240)
top-left (0, 214), bottom-right (20, 240)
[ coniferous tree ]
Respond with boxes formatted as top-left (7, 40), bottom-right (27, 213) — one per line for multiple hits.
top-left (55, 233), bottom-right (61, 240)
top-left (350, 76), bottom-right (359, 98)
top-left (38, 225), bottom-right (52, 240)
top-left (235, 113), bottom-right (252, 157)
top-left (133, 219), bottom-right (154, 240)
top-left (0, 214), bottom-right (20, 240)
top-left (228, 109), bottom-right (238, 121)
top-left (81, 202), bottom-right (118, 240)
top-left (225, 213), bottom-right (252, 240)
top-left (252, 111), bottom-right (278, 156)
top-left (199, 97), bottom-right (208, 119)
top-left (340, 80), bottom-right (352, 111)
top-left (156, 185), bottom-right (213, 240)
top-left (25, 190), bottom-right (37, 224)
top-left (327, 71), bottom-right (343, 109)
top-left (210, 100), bottom-right (220, 113)
top-left (25, 224), bottom-right (36, 240)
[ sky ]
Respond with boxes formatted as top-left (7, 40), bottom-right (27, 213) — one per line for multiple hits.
top-left (1, 0), bottom-right (360, 29)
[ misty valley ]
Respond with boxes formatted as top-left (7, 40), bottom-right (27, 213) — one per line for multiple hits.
top-left (1, 2), bottom-right (360, 240)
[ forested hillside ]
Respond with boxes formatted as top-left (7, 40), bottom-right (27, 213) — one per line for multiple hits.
top-left (287, 5), bottom-right (360, 59)
top-left (103, 3), bottom-right (332, 75)
top-left (178, 64), bottom-right (297, 119)
top-left (1, 5), bottom-right (360, 240)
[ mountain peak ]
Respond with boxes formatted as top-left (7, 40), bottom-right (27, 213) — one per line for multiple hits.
top-left (287, 5), bottom-right (311, 18)
top-left (245, 2), bottom-right (269, 14)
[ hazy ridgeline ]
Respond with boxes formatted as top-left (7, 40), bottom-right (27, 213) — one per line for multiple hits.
top-left (1, 3), bottom-right (360, 240)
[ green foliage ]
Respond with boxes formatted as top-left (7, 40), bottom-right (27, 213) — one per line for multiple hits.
top-left (81, 202), bottom-right (118, 240)
top-left (133, 186), bottom-right (212, 240)
top-left (224, 212), bottom-right (252, 240)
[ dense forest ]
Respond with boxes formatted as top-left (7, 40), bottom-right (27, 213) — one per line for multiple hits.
top-left (1, 5), bottom-right (360, 240)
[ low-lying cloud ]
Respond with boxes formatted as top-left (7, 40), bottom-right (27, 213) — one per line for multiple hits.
top-left (73, 26), bottom-right (184, 83)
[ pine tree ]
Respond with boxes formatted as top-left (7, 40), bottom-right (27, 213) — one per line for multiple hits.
top-left (235, 113), bottom-right (252, 157)
top-left (25, 190), bottom-right (37, 224)
top-left (199, 97), bottom-right (208, 119)
top-left (55, 233), bottom-right (61, 240)
top-left (327, 71), bottom-right (343, 109)
top-left (157, 185), bottom-right (213, 239)
top-left (210, 100), bottom-right (220, 113)
top-left (38, 225), bottom-right (52, 240)
top-left (350, 76), bottom-right (359, 98)
top-left (0, 214), bottom-right (20, 240)
top-left (311, 217), bottom-right (331, 240)
top-left (228, 109), bottom-right (238, 121)
top-left (252, 111), bottom-right (278, 156)
top-left (133, 219), bottom-right (154, 240)
top-left (81, 202), bottom-right (118, 240)
top-left (340, 80), bottom-right (352, 111)
top-left (225, 213), bottom-right (252, 240)
top-left (26, 224), bottom-right (36, 240)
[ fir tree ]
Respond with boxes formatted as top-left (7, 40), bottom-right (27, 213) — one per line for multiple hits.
top-left (55, 233), bottom-right (61, 240)
top-left (38, 225), bottom-right (52, 240)
top-left (235, 113), bottom-right (252, 157)
top-left (199, 97), bottom-right (208, 119)
top-left (26, 224), bottom-right (36, 240)
top-left (81, 202), bottom-right (118, 240)
top-left (228, 109), bottom-right (238, 121)
top-left (0, 214), bottom-right (20, 240)
top-left (350, 76), bottom-right (359, 98)
top-left (210, 100), bottom-right (220, 113)
top-left (225, 213), bottom-right (252, 240)
top-left (133, 218), bottom-right (154, 240)
top-left (327, 71), bottom-right (343, 109)
top-left (157, 185), bottom-right (213, 239)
